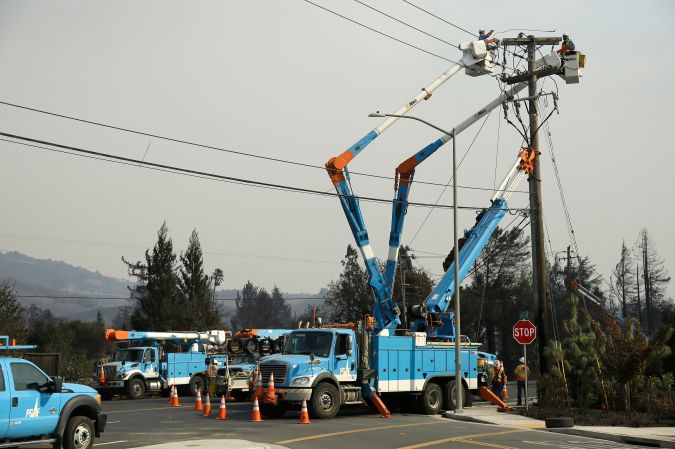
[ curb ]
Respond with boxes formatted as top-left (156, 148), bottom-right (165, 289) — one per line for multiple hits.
top-left (442, 411), bottom-right (496, 425)
top-left (546, 427), bottom-right (675, 449)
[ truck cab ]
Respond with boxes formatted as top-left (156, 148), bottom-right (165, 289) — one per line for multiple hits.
top-left (260, 328), bottom-right (359, 419)
top-left (1, 351), bottom-right (106, 449)
top-left (99, 346), bottom-right (159, 400)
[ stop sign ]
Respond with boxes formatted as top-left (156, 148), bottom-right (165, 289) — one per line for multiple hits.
top-left (513, 320), bottom-right (537, 345)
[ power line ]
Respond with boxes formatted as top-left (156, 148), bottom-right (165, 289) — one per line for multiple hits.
top-left (408, 110), bottom-right (494, 245)
top-left (352, 0), bottom-right (458, 48)
top-left (401, 0), bottom-right (476, 37)
top-left (302, 0), bottom-right (459, 63)
top-left (0, 132), bottom-right (528, 212)
top-left (16, 295), bottom-right (328, 302)
top-left (0, 232), bottom-right (340, 265)
top-left (0, 100), bottom-right (527, 194)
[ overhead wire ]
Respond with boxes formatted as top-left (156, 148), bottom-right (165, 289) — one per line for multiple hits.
top-left (16, 295), bottom-right (327, 302)
top-left (407, 110), bottom-right (494, 245)
top-left (352, 0), bottom-right (458, 48)
top-left (302, 0), bottom-right (459, 63)
top-left (400, 0), bottom-right (476, 37)
top-left (0, 100), bottom-right (527, 195)
top-left (0, 133), bottom-right (528, 213)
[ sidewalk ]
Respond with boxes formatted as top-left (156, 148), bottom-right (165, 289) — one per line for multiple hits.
top-left (443, 404), bottom-right (675, 448)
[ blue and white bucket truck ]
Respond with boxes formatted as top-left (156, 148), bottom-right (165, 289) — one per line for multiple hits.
top-left (1, 336), bottom-right (106, 449)
top-left (215, 328), bottom-right (291, 400)
top-left (259, 41), bottom-right (575, 418)
top-left (96, 329), bottom-right (228, 400)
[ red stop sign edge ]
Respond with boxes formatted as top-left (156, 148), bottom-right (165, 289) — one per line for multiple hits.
top-left (513, 320), bottom-right (537, 345)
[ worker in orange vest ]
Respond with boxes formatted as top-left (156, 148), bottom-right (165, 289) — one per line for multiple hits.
top-left (514, 357), bottom-right (530, 406)
top-left (491, 360), bottom-right (506, 399)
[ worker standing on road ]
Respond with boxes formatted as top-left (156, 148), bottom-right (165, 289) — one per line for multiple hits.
top-left (514, 357), bottom-right (530, 406)
top-left (491, 360), bottom-right (506, 399)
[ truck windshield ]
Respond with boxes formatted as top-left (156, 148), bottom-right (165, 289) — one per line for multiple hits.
top-left (114, 349), bottom-right (144, 362)
top-left (283, 331), bottom-right (332, 358)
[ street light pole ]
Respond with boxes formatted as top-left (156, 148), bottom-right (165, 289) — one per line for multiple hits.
top-left (452, 127), bottom-right (462, 414)
top-left (368, 112), bottom-right (462, 413)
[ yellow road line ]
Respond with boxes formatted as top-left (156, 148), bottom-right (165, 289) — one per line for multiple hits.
top-left (396, 429), bottom-right (529, 449)
top-left (514, 423), bottom-right (545, 429)
top-left (275, 421), bottom-right (444, 444)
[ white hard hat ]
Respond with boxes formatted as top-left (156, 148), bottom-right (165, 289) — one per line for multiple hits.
top-left (519, 357), bottom-right (525, 363)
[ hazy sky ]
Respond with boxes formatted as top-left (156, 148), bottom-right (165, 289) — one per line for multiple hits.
top-left (0, 1), bottom-right (673, 298)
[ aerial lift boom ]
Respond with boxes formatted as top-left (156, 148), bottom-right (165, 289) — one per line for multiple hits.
top-left (325, 40), bottom-right (496, 334)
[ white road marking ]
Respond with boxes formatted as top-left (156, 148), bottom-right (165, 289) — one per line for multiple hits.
top-left (97, 441), bottom-right (129, 446)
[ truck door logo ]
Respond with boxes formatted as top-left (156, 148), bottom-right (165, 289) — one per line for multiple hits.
top-left (25, 397), bottom-right (40, 418)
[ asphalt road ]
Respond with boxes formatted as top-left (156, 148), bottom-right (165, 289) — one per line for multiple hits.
top-left (26, 395), bottom-right (651, 449)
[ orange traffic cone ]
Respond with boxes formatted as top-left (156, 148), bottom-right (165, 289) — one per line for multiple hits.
top-left (216, 395), bottom-right (228, 420)
top-left (250, 397), bottom-right (263, 422)
top-left (171, 386), bottom-right (181, 407)
top-left (194, 389), bottom-right (203, 411)
top-left (503, 386), bottom-right (509, 400)
top-left (202, 393), bottom-right (212, 417)
top-left (168, 385), bottom-right (174, 404)
top-left (169, 385), bottom-right (176, 405)
top-left (98, 366), bottom-right (106, 386)
top-left (264, 372), bottom-right (277, 404)
top-left (254, 368), bottom-right (264, 400)
top-left (299, 399), bottom-right (310, 424)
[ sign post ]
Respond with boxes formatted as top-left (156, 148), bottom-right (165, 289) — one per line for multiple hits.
top-left (513, 319), bottom-right (537, 410)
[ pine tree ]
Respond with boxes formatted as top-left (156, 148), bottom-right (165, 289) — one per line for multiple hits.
top-left (178, 230), bottom-right (221, 329)
top-left (230, 281), bottom-right (292, 329)
top-left (325, 245), bottom-right (371, 324)
top-left (269, 286), bottom-right (293, 328)
top-left (392, 246), bottom-right (434, 325)
top-left (125, 222), bottom-right (180, 330)
top-left (610, 241), bottom-right (636, 320)
top-left (637, 229), bottom-right (671, 332)
top-left (561, 299), bottom-right (602, 408)
top-left (0, 281), bottom-right (27, 341)
top-left (460, 226), bottom-right (530, 360)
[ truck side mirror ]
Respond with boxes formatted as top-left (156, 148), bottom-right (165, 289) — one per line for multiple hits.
top-left (346, 335), bottom-right (353, 356)
top-left (51, 376), bottom-right (63, 393)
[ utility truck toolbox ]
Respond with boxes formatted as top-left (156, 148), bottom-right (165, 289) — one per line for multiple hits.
top-left (0, 336), bottom-right (106, 449)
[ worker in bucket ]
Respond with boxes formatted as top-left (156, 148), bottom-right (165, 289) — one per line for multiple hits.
top-left (491, 360), bottom-right (506, 399)
top-left (556, 34), bottom-right (575, 55)
top-left (514, 357), bottom-right (530, 406)
top-left (478, 29), bottom-right (494, 40)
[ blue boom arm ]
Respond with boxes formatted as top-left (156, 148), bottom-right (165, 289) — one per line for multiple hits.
top-left (325, 52), bottom-right (487, 334)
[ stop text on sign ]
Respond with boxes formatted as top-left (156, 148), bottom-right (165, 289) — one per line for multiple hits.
top-left (513, 319), bottom-right (537, 345)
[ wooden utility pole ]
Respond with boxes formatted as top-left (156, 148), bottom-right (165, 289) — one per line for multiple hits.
top-left (501, 35), bottom-right (561, 380)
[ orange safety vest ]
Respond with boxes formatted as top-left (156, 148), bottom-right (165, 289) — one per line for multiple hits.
top-left (492, 366), bottom-right (505, 383)
top-left (515, 363), bottom-right (529, 381)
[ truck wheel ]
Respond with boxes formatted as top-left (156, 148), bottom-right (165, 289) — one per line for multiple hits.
top-left (419, 382), bottom-right (443, 415)
top-left (126, 378), bottom-right (146, 400)
top-left (62, 415), bottom-right (95, 449)
top-left (309, 382), bottom-right (341, 419)
top-left (189, 375), bottom-right (205, 396)
top-left (444, 381), bottom-right (471, 410)
top-left (260, 402), bottom-right (288, 418)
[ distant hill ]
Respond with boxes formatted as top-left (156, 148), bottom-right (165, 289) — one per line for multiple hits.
top-left (0, 251), bottom-right (131, 325)
top-left (0, 251), bottom-right (327, 326)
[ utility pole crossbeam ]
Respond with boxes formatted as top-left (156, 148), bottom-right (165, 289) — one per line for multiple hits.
top-left (501, 35), bottom-right (561, 384)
